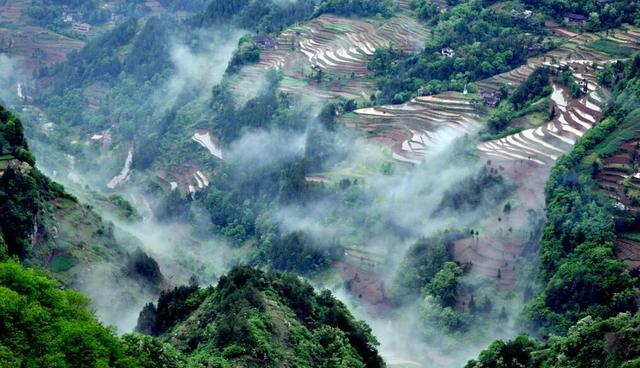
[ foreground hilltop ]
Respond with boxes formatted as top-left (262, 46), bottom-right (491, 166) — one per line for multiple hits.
top-left (135, 266), bottom-right (384, 367)
top-left (0, 259), bottom-right (383, 367)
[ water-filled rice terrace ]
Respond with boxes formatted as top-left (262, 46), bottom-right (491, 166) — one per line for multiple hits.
top-left (228, 12), bottom-right (428, 101)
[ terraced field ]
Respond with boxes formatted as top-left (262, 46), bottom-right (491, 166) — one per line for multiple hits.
top-left (228, 12), bottom-right (428, 101)
top-left (596, 140), bottom-right (640, 210)
top-left (344, 30), bottom-right (640, 170)
top-left (467, 70), bottom-right (604, 286)
top-left (0, 0), bottom-right (29, 25)
top-left (451, 29), bottom-right (640, 287)
top-left (476, 64), bottom-right (537, 93)
top-left (353, 27), bottom-right (640, 167)
top-left (0, 26), bottom-right (85, 74)
top-left (478, 82), bottom-right (603, 166)
top-left (617, 238), bottom-right (640, 269)
top-left (347, 93), bottom-right (482, 164)
top-left (478, 30), bottom-right (640, 165)
top-left (590, 113), bottom-right (640, 271)
top-left (607, 28), bottom-right (640, 50)
top-left (454, 234), bottom-right (523, 289)
top-left (474, 27), bottom-right (640, 168)
top-left (453, 159), bottom-right (549, 289)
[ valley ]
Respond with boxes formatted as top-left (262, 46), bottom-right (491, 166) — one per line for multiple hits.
top-left (2, 0), bottom-right (640, 367)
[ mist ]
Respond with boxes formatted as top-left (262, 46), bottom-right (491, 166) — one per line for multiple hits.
top-left (6, 11), bottom-right (542, 365)
top-left (157, 28), bottom-right (244, 107)
top-left (0, 53), bottom-right (23, 105)
top-left (205, 86), bottom-right (536, 365)
top-left (8, 24), bottom-right (252, 334)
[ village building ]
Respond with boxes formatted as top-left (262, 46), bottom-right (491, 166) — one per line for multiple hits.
top-left (256, 35), bottom-right (277, 49)
top-left (430, 0), bottom-right (453, 12)
top-left (511, 9), bottom-right (533, 20)
top-left (480, 87), bottom-right (502, 107)
top-left (527, 43), bottom-right (543, 52)
top-left (441, 47), bottom-right (455, 58)
top-left (563, 13), bottom-right (588, 25)
top-left (72, 22), bottom-right (92, 34)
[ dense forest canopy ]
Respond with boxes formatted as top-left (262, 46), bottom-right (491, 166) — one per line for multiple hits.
top-left (314, 0), bottom-right (397, 17)
top-left (1, 259), bottom-right (382, 368)
top-left (197, 0), bottom-right (316, 33)
top-left (466, 312), bottom-right (640, 367)
top-left (0, 260), bottom-right (182, 368)
top-left (43, 18), bottom-right (139, 93)
top-left (196, 0), bottom-right (397, 33)
top-left (486, 67), bottom-right (553, 134)
top-left (134, 266), bottom-right (384, 367)
top-left (524, 0), bottom-right (640, 30)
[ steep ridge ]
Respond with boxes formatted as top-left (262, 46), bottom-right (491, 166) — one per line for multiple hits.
top-left (0, 259), bottom-right (383, 368)
top-left (0, 105), bottom-right (164, 327)
top-left (461, 30), bottom-right (640, 285)
top-left (465, 74), bottom-right (607, 286)
top-left (135, 266), bottom-right (385, 367)
top-left (586, 108), bottom-right (640, 271)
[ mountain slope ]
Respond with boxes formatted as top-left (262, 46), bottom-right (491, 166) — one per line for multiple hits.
top-left (0, 257), bottom-right (384, 367)
top-left (466, 312), bottom-right (640, 368)
top-left (6, 0), bottom-right (640, 365)
top-left (136, 266), bottom-right (385, 367)
top-left (0, 104), bottom-right (166, 332)
top-left (0, 101), bottom-right (384, 367)
top-left (1, 104), bottom-right (158, 282)
top-left (465, 51), bottom-right (640, 368)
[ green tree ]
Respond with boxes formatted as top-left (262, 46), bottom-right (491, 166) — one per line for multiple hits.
top-left (425, 262), bottom-right (463, 307)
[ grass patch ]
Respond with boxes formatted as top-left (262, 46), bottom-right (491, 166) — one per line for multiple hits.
top-left (589, 39), bottom-right (634, 58)
top-left (49, 254), bottom-right (78, 273)
top-left (620, 232), bottom-right (640, 241)
top-left (280, 75), bottom-right (307, 88)
top-left (321, 23), bottom-right (352, 33)
top-left (35, 32), bottom-right (58, 41)
top-left (366, 125), bottom-right (396, 137)
top-left (526, 111), bottom-right (549, 127)
top-left (592, 109), bottom-right (640, 157)
top-left (604, 163), bottom-right (632, 172)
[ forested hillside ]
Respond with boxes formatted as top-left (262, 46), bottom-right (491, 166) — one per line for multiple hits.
top-left (5, 0), bottom-right (640, 366)
top-left (135, 266), bottom-right (384, 367)
top-left (466, 53), bottom-right (640, 367)
top-left (524, 55), bottom-right (640, 335)
top-left (0, 104), bottom-right (164, 330)
top-left (466, 312), bottom-right (640, 368)
top-left (0, 260), bottom-right (383, 367)
top-left (0, 260), bottom-right (182, 368)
